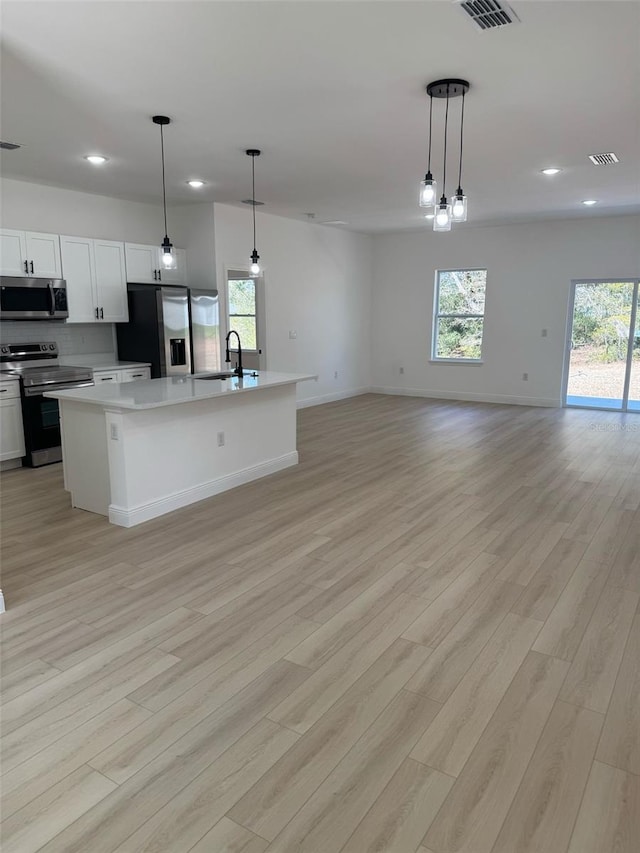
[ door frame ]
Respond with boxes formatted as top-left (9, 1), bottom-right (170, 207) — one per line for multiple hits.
top-left (563, 278), bottom-right (640, 412)
top-left (223, 264), bottom-right (267, 371)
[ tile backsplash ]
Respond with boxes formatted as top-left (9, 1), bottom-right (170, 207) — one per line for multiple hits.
top-left (0, 321), bottom-right (115, 355)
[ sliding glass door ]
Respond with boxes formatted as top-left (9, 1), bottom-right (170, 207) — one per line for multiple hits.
top-left (565, 280), bottom-right (639, 412)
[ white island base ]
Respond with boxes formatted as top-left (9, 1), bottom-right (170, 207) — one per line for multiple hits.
top-left (48, 372), bottom-right (314, 527)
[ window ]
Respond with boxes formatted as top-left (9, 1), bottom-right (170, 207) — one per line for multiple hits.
top-left (432, 269), bottom-right (487, 361)
top-left (228, 277), bottom-right (257, 350)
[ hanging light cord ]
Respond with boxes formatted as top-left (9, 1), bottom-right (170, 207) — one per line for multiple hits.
top-left (442, 83), bottom-right (450, 197)
top-left (251, 153), bottom-right (257, 249)
top-left (457, 89), bottom-right (466, 191)
top-left (159, 124), bottom-right (168, 237)
top-left (427, 93), bottom-right (433, 173)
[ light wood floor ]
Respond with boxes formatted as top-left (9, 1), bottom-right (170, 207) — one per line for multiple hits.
top-left (1, 394), bottom-right (639, 853)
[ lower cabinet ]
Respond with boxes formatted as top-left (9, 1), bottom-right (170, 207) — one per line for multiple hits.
top-left (93, 367), bottom-right (151, 384)
top-left (0, 381), bottom-right (25, 461)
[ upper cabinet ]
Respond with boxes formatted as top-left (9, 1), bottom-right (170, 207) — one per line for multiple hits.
top-left (124, 243), bottom-right (186, 286)
top-left (0, 229), bottom-right (62, 278)
top-left (60, 236), bottom-right (128, 324)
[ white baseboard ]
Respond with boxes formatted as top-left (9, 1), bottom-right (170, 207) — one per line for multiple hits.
top-left (370, 385), bottom-right (560, 408)
top-left (109, 451), bottom-right (299, 527)
top-left (297, 386), bottom-right (372, 409)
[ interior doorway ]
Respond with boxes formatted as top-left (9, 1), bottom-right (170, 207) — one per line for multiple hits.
top-left (564, 279), bottom-right (639, 411)
top-left (226, 269), bottom-right (266, 372)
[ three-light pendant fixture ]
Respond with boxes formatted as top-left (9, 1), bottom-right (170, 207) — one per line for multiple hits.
top-left (246, 149), bottom-right (262, 276)
top-left (152, 115), bottom-right (178, 269)
top-left (419, 79), bottom-right (470, 232)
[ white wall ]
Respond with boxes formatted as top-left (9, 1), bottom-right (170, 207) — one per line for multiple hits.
top-left (371, 215), bottom-right (640, 406)
top-left (0, 177), bottom-right (168, 244)
top-left (171, 203), bottom-right (217, 291)
top-left (212, 203), bottom-right (373, 405)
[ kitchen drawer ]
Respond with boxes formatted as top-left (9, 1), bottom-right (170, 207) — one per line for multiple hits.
top-left (0, 380), bottom-right (21, 400)
top-left (94, 371), bottom-right (119, 384)
top-left (120, 367), bottom-right (151, 383)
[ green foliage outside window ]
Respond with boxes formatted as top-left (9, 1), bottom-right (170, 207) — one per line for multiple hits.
top-left (434, 270), bottom-right (487, 360)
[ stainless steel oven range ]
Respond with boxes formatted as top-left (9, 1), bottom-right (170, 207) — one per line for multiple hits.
top-left (0, 342), bottom-right (94, 467)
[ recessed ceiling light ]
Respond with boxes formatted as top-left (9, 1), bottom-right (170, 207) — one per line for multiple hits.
top-left (84, 154), bottom-right (108, 165)
top-left (541, 168), bottom-right (562, 176)
top-left (187, 180), bottom-right (205, 188)
top-left (582, 199), bottom-right (598, 206)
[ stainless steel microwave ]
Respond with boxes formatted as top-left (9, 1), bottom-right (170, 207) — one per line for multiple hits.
top-left (0, 277), bottom-right (69, 320)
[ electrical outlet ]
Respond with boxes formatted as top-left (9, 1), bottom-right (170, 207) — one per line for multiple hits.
top-left (289, 330), bottom-right (297, 340)
top-left (399, 366), bottom-right (405, 375)
top-left (541, 329), bottom-right (548, 337)
top-left (217, 431), bottom-right (225, 447)
top-left (522, 372), bottom-right (529, 381)
top-left (334, 371), bottom-right (339, 379)
top-left (110, 423), bottom-right (119, 440)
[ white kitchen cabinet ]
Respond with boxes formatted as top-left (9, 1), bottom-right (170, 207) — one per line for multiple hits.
top-left (93, 367), bottom-right (151, 384)
top-left (0, 229), bottom-right (62, 278)
top-left (0, 381), bottom-right (25, 462)
top-left (61, 236), bottom-right (128, 323)
top-left (94, 240), bottom-right (128, 322)
top-left (120, 367), bottom-right (151, 382)
top-left (124, 243), bottom-right (186, 285)
top-left (0, 229), bottom-right (28, 276)
top-left (93, 371), bottom-right (119, 384)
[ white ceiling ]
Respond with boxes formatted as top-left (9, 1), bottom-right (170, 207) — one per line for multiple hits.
top-left (1, 0), bottom-right (639, 233)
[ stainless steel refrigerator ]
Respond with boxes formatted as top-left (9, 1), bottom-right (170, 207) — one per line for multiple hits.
top-left (116, 284), bottom-right (221, 377)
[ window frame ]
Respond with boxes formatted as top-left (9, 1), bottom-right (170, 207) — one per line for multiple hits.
top-left (227, 274), bottom-right (259, 353)
top-left (431, 267), bottom-right (487, 363)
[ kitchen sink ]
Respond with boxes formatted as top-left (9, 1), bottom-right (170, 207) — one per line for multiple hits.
top-left (196, 371), bottom-right (236, 380)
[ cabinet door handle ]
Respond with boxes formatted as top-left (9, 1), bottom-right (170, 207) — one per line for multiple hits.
top-left (132, 373), bottom-right (143, 378)
top-left (100, 377), bottom-right (113, 381)
top-left (95, 307), bottom-right (99, 319)
top-left (24, 260), bottom-right (29, 274)
top-left (30, 260), bottom-right (34, 274)
top-left (157, 269), bottom-right (161, 281)
top-left (100, 307), bottom-right (104, 319)
top-left (153, 269), bottom-right (157, 281)
top-left (0, 388), bottom-right (7, 393)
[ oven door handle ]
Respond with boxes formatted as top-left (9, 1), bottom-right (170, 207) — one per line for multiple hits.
top-left (24, 381), bottom-right (95, 397)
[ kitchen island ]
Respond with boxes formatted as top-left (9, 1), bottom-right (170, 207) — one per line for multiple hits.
top-left (45, 371), bottom-right (316, 526)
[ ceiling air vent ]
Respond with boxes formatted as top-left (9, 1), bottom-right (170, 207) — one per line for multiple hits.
top-left (0, 141), bottom-right (21, 150)
top-left (455, 0), bottom-right (520, 31)
top-left (588, 152), bottom-right (619, 165)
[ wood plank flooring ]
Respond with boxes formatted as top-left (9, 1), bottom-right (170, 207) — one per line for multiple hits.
top-left (1, 393), bottom-right (639, 852)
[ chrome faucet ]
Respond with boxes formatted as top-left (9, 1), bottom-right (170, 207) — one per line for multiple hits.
top-left (225, 330), bottom-right (244, 377)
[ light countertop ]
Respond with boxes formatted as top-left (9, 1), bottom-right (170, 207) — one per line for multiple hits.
top-left (59, 354), bottom-right (151, 371)
top-left (44, 371), bottom-right (317, 410)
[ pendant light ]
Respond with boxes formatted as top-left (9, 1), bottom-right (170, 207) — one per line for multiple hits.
top-left (419, 79), bottom-right (470, 231)
top-left (418, 93), bottom-right (437, 208)
top-left (152, 115), bottom-right (177, 270)
top-left (246, 149), bottom-right (261, 276)
top-left (433, 83), bottom-right (452, 232)
top-left (451, 88), bottom-right (468, 222)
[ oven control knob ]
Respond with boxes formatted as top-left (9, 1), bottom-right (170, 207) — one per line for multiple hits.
top-left (49, 344), bottom-right (55, 350)
top-left (1, 346), bottom-right (7, 354)
top-left (41, 344), bottom-right (48, 351)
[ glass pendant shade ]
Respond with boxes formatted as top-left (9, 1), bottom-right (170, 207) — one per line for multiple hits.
top-left (451, 191), bottom-right (468, 222)
top-left (419, 174), bottom-right (437, 208)
top-left (433, 197), bottom-right (452, 232)
top-left (250, 249), bottom-right (260, 276)
top-left (160, 236), bottom-right (177, 269)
